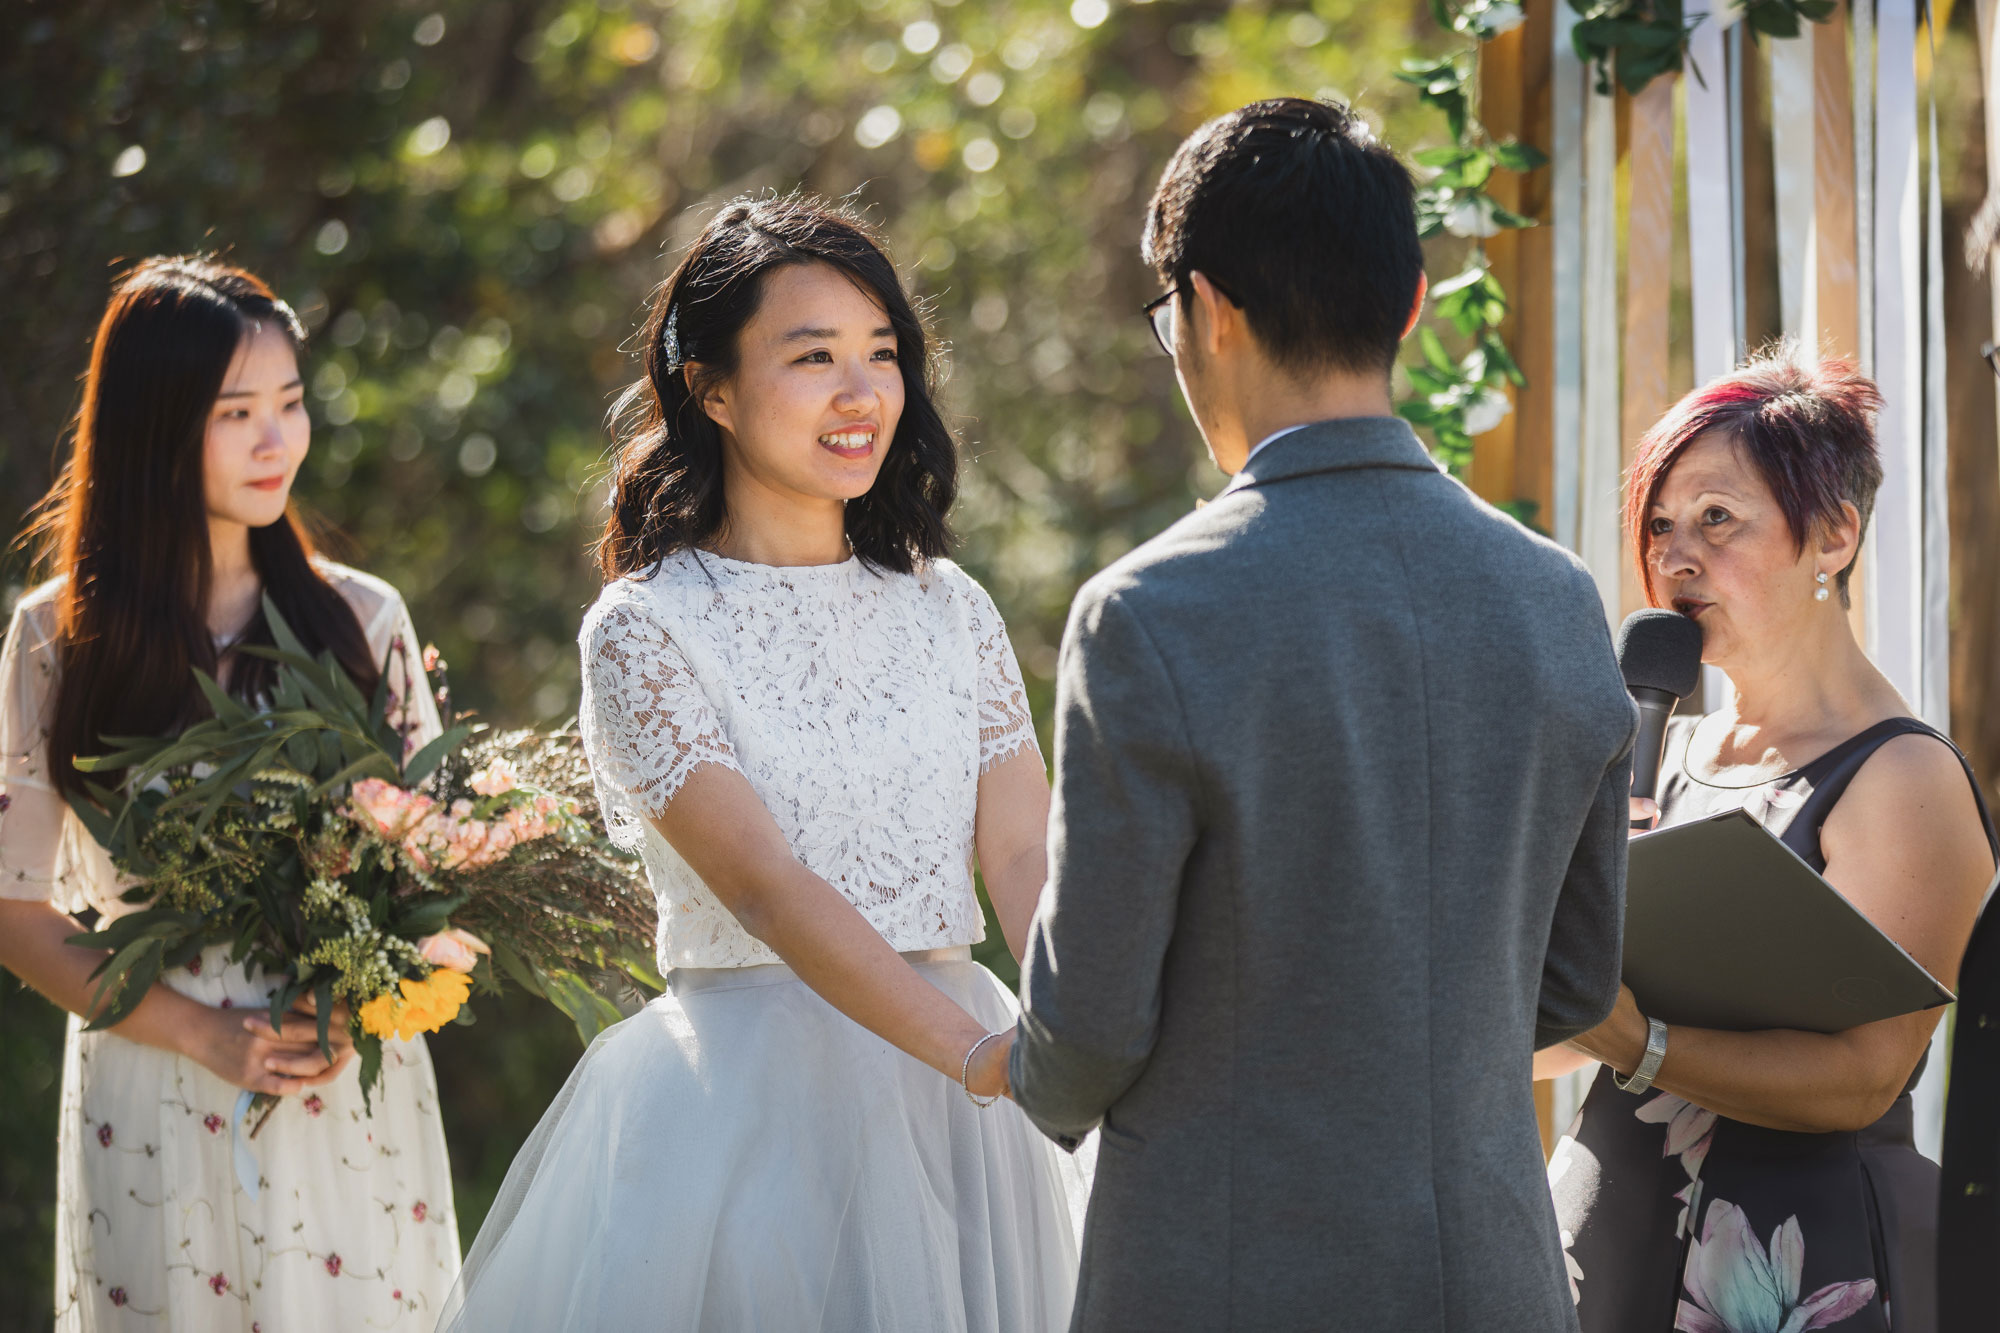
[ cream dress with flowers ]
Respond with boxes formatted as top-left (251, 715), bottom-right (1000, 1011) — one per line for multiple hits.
top-left (0, 564), bottom-right (461, 1332)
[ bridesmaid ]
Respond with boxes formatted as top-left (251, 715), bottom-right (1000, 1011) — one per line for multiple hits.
top-left (1539, 353), bottom-right (1997, 1332)
top-left (0, 257), bottom-right (459, 1330)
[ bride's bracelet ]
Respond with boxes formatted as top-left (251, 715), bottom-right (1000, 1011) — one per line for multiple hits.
top-left (960, 1031), bottom-right (1005, 1108)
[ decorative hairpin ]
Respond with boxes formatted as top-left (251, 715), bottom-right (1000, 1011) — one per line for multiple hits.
top-left (661, 303), bottom-right (682, 371)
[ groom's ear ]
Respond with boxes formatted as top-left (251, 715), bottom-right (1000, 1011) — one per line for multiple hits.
top-left (1187, 270), bottom-right (1240, 361)
top-left (1401, 271), bottom-right (1429, 340)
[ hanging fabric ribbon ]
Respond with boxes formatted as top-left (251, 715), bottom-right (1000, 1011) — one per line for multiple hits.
top-left (1686, 12), bottom-right (1739, 384)
top-left (1870, 0), bottom-right (1924, 708)
top-left (1549, 2), bottom-right (1586, 554)
top-left (1772, 23), bottom-right (1820, 345)
top-left (231, 1088), bottom-right (263, 1202)
top-left (1579, 81), bottom-right (1622, 617)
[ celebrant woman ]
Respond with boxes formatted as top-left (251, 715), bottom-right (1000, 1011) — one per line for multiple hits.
top-left (1538, 352), bottom-right (1998, 1332)
top-left (0, 256), bottom-right (459, 1330)
top-left (438, 194), bottom-right (1086, 1332)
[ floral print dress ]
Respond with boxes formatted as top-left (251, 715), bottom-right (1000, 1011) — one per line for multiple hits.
top-left (1549, 716), bottom-right (1998, 1333)
top-left (0, 565), bottom-right (462, 1331)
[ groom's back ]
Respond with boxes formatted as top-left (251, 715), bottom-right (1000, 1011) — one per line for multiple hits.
top-left (1040, 417), bottom-right (1633, 1331)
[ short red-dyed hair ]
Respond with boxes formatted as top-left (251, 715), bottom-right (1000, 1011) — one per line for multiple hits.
top-left (1623, 351), bottom-right (1885, 609)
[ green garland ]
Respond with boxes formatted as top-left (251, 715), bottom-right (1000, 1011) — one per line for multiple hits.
top-left (1568, 0), bottom-right (1835, 96)
top-left (1398, 0), bottom-right (1836, 523)
top-left (1395, 2), bottom-right (1544, 515)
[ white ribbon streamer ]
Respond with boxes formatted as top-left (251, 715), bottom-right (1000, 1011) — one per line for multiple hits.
top-left (1579, 83), bottom-right (1622, 618)
top-left (1869, 0), bottom-right (1923, 712)
top-left (1771, 24), bottom-right (1820, 345)
top-left (231, 1088), bottom-right (262, 1201)
top-left (1550, 4), bottom-right (1586, 553)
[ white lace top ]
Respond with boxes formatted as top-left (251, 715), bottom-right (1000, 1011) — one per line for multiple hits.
top-left (578, 549), bottom-right (1041, 971)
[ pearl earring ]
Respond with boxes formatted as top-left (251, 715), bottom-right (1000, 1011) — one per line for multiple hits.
top-left (1814, 572), bottom-right (1831, 602)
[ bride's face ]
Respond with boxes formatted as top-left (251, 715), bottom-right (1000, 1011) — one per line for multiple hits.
top-left (697, 262), bottom-right (905, 507)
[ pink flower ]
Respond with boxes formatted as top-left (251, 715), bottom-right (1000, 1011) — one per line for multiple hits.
top-left (219, 998), bottom-right (233, 1009)
top-left (97, 1124), bottom-right (113, 1148)
top-left (209, 1273), bottom-right (229, 1296)
top-left (348, 778), bottom-right (435, 842)
top-left (0, 793), bottom-right (12, 814)
top-left (422, 644), bottom-right (441, 673)
top-left (1676, 1199), bottom-right (1877, 1333)
top-left (469, 757), bottom-right (519, 797)
top-left (1637, 1092), bottom-right (1719, 1182)
top-left (303, 1093), bottom-right (324, 1117)
top-left (393, 1289), bottom-right (403, 1301)
top-left (412, 1201), bottom-right (427, 1222)
top-left (325, 1253), bottom-right (342, 1277)
top-left (418, 928), bottom-right (490, 972)
top-left (203, 1114), bottom-right (224, 1134)
top-left (108, 1288), bottom-right (127, 1306)
top-left (186, 956), bottom-right (202, 976)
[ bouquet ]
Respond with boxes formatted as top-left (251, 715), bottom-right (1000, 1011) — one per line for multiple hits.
top-left (65, 598), bottom-right (656, 1116)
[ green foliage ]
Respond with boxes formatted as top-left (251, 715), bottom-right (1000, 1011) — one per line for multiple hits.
top-left (1396, 4), bottom-right (1540, 478)
top-left (1566, 0), bottom-right (1836, 96)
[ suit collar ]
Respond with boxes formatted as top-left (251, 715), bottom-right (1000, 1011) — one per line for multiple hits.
top-left (1218, 416), bottom-right (1443, 498)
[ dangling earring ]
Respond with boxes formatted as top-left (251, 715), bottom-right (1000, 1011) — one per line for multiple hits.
top-left (1814, 571), bottom-right (1831, 602)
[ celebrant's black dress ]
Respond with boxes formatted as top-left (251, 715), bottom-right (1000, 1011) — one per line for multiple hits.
top-left (1550, 716), bottom-right (1997, 1333)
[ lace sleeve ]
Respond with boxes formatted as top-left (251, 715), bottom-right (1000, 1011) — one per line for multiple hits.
top-left (578, 588), bottom-right (742, 850)
top-left (962, 579), bottom-right (1042, 775)
top-left (0, 595), bottom-right (64, 901)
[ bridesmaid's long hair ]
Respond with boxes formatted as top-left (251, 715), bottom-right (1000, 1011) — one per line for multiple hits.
top-left (597, 193), bottom-right (957, 579)
top-left (20, 255), bottom-right (379, 797)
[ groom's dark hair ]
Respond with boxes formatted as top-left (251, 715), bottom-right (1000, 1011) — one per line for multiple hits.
top-left (1143, 97), bottom-right (1422, 378)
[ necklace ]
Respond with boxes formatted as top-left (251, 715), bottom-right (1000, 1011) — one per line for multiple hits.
top-left (1679, 712), bottom-right (1798, 791)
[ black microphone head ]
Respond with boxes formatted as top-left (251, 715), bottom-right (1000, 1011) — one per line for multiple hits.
top-left (1617, 608), bottom-right (1705, 699)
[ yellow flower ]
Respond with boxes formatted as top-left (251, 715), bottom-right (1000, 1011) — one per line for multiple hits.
top-left (356, 969), bottom-right (472, 1042)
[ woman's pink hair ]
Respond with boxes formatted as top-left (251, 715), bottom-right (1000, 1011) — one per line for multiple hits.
top-left (1623, 350), bottom-right (1885, 608)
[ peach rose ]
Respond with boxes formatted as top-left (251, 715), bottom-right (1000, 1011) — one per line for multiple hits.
top-left (347, 779), bottom-right (434, 842)
top-left (469, 758), bottom-right (519, 798)
top-left (417, 928), bottom-right (490, 972)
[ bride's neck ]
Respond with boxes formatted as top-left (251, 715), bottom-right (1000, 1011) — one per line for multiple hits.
top-left (206, 516), bottom-right (262, 640)
top-left (707, 469), bottom-right (850, 568)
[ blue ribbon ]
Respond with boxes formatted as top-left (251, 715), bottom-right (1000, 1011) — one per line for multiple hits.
top-left (230, 1089), bottom-right (262, 1201)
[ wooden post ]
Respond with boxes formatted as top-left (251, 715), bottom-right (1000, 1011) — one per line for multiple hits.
top-left (1622, 76), bottom-right (1677, 617)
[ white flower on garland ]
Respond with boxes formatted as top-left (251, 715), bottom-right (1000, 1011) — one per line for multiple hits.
top-left (1445, 192), bottom-right (1503, 238)
top-left (1475, 2), bottom-right (1526, 37)
top-left (1461, 386), bottom-right (1513, 436)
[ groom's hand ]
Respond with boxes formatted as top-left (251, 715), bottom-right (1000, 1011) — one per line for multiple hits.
top-left (966, 1027), bottom-right (1016, 1101)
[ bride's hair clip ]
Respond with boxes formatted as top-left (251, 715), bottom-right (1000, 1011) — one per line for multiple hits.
top-left (661, 302), bottom-right (682, 372)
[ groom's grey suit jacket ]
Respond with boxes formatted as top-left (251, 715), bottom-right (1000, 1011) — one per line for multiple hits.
top-left (1010, 417), bottom-right (1636, 1332)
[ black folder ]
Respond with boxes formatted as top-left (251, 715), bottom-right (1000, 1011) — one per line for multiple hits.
top-left (1622, 808), bottom-right (1953, 1032)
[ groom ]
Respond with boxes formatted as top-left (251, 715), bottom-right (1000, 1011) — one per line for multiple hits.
top-left (1001, 99), bottom-right (1637, 1330)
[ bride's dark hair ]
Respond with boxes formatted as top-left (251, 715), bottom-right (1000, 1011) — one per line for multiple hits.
top-left (20, 255), bottom-right (380, 797)
top-left (597, 193), bottom-right (957, 579)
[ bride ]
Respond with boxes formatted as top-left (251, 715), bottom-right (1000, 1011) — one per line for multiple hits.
top-left (439, 194), bottom-right (1086, 1331)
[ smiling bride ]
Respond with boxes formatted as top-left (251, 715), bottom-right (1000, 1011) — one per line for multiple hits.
top-left (436, 195), bottom-right (1086, 1332)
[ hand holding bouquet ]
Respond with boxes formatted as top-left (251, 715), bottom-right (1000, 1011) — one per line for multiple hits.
top-left (66, 599), bottom-right (656, 1115)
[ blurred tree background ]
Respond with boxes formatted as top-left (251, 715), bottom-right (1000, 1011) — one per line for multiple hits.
top-left (0, 0), bottom-right (1452, 1319)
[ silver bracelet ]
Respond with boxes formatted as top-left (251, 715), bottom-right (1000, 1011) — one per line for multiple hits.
top-left (1612, 1017), bottom-right (1670, 1095)
top-left (960, 1031), bottom-right (1005, 1108)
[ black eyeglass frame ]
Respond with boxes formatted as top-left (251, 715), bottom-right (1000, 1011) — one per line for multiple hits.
top-left (1143, 277), bottom-right (1241, 357)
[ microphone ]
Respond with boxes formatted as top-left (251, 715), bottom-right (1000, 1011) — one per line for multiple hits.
top-left (1616, 609), bottom-right (1705, 832)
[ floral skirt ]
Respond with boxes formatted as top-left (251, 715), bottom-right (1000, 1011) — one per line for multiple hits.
top-left (1550, 1065), bottom-right (1935, 1332)
top-left (52, 943), bottom-right (461, 1331)
top-left (437, 947), bottom-right (1092, 1333)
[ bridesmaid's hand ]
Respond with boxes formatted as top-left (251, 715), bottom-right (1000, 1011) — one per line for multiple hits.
top-left (179, 1002), bottom-right (355, 1095)
top-left (965, 1028), bottom-right (1015, 1102)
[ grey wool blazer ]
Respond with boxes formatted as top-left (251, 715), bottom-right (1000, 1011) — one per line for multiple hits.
top-left (1009, 417), bottom-right (1637, 1333)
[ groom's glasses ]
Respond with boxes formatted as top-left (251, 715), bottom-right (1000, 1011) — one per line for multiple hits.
top-left (1143, 278), bottom-right (1240, 357)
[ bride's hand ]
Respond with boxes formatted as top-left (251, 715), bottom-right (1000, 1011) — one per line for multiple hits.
top-left (965, 1028), bottom-right (1015, 1102)
top-left (1630, 797), bottom-right (1659, 834)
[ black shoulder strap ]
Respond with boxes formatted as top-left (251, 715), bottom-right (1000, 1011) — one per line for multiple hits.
top-left (1792, 717), bottom-right (1999, 866)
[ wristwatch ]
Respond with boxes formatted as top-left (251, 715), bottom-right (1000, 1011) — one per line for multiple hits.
top-left (1611, 1017), bottom-right (1669, 1095)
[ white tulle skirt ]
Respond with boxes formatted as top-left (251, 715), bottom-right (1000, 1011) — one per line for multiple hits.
top-left (437, 947), bottom-right (1091, 1332)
